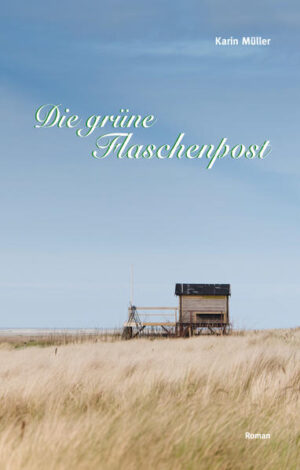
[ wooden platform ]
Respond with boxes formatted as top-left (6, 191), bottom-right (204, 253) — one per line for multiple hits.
top-left (124, 322), bottom-right (176, 327)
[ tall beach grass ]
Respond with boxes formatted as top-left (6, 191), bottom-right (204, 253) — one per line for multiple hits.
top-left (0, 328), bottom-right (299, 469)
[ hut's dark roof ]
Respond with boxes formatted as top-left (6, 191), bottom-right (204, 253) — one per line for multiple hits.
top-left (175, 284), bottom-right (231, 296)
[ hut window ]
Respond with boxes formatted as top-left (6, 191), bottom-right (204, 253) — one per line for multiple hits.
top-left (195, 313), bottom-right (224, 322)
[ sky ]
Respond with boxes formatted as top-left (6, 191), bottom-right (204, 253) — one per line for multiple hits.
top-left (1, 1), bottom-right (299, 329)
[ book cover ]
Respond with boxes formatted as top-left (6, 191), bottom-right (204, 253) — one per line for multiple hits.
top-left (1, 1), bottom-right (299, 469)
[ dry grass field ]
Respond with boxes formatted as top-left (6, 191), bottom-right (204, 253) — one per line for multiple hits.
top-left (0, 329), bottom-right (299, 470)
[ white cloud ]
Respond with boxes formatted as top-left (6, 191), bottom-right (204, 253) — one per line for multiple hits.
top-left (92, 39), bottom-right (264, 60)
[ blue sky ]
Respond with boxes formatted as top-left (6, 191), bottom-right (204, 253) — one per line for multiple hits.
top-left (1, 1), bottom-right (299, 328)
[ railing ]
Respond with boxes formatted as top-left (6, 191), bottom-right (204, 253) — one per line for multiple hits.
top-left (126, 306), bottom-right (178, 327)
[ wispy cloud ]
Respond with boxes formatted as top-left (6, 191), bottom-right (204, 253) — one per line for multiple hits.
top-left (92, 39), bottom-right (265, 60)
